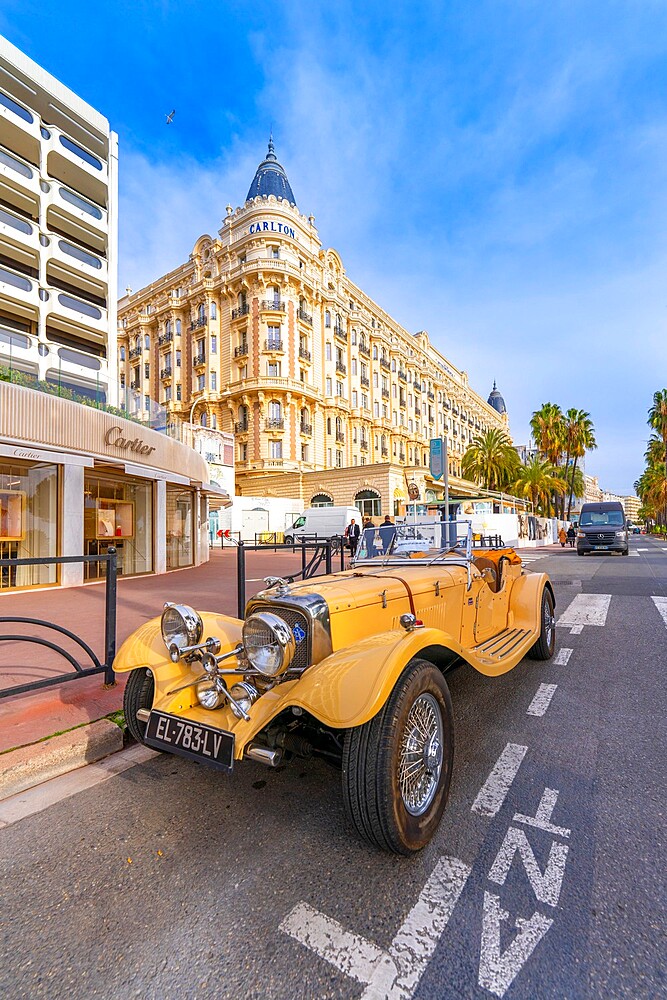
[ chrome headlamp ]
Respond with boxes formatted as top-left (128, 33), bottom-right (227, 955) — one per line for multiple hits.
top-left (161, 603), bottom-right (204, 661)
top-left (242, 612), bottom-right (296, 677)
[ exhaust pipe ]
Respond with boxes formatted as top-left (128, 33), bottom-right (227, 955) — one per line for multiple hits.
top-left (246, 743), bottom-right (283, 767)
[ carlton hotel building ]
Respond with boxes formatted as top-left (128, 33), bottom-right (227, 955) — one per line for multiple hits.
top-left (118, 142), bottom-right (509, 517)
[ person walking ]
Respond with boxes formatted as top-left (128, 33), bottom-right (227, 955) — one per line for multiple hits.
top-left (345, 517), bottom-right (360, 556)
top-left (558, 526), bottom-right (567, 548)
top-left (567, 524), bottom-right (576, 548)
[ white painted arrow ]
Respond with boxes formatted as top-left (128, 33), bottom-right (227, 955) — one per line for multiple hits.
top-left (478, 891), bottom-right (553, 998)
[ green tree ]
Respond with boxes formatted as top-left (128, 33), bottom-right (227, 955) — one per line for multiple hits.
top-left (530, 403), bottom-right (565, 466)
top-left (512, 457), bottom-right (567, 516)
top-left (461, 428), bottom-right (519, 492)
top-left (648, 390), bottom-right (667, 480)
top-left (563, 409), bottom-right (597, 519)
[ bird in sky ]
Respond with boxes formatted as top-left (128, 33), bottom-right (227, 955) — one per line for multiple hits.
top-left (165, 109), bottom-right (175, 124)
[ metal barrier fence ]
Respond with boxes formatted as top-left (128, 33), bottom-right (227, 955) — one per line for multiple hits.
top-left (236, 538), bottom-right (346, 618)
top-left (0, 549), bottom-right (117, 699)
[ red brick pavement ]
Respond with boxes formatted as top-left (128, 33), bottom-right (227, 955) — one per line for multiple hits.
top-left (0, 546), bottom-right (345, 752)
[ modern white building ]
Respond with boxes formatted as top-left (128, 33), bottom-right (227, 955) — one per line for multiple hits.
top-left (0, 34), bottom-right (118, 401)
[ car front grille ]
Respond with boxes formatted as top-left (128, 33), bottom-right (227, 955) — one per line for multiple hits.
top-left (249, 603), bottom-right (311, 673)
top-left (584, 530), bottom-right (617, 544)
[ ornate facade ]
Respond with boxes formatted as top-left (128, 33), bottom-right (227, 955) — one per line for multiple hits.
top-left (117, 142), bottom-right (509, 515)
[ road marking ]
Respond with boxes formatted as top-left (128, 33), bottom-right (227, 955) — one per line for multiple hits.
top-left (479, 892), bottom-right (553, 998)
top-left (488, 826), bottom-right (569, 907)
top-left (651, 596), bottom-right (667, 629)
top-left (280, 855), bottom-right (471, 999)
top-left (280, 903), bottom-right (387, 984)
top-left (513, 788), bottom-right (571, 838)
top-left (553, 648), bottom-right (572, 665)
top-left (557, 593), bottom-right (611, 629)
top-left (472, 743), bottom-right (527, 817)
top-left (569, 625), bottom-right (583, 634)
top-left (662, 547), bottom-right (667, 552)
top-left (527, 683), bottom-right (558, 717)
top-left (0, 744), bottom-right (158, 828)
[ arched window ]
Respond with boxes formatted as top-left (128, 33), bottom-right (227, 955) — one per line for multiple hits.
top-left (373, 345), bottom-right (378, 360)
top-left (211, 414), bottom-right (217, 429)
top-left (268, 400), bottom-right (282, 420)
top-left (311, 493), bottom-right (334, 507)
top-left (165, 319), bottom-right (172, 335)
top-left (176, 319), bottom-right (181, 335)
top-left (135, 336), bottom-right (141, 351)
top-left (198, 303), bottom-right (206, 323)
top-left (200, 412), bottom-right (207, 427)
top-left (144, 334), bottom-right (150, 350)
top-left (354, 489), bottom-right (381, 518)
top-left (335, 416), bottom-right (342, 434)
top-left (325, 309), bottom-right (331, 328)
top-left (238, 291), bottom-right (247, 309)
top-left (119, 346), bottom-right (125, 361)
top-left (210, 302), bottom-right (217, 320)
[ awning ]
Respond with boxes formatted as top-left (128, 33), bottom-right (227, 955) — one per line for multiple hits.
top-left (200, 481), bottom-right (232, 508)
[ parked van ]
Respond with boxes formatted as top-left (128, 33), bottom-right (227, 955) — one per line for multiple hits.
top-left (284, 506), bottom-right (361, 544)
top-left (576, 501), bottom-right (628, 556)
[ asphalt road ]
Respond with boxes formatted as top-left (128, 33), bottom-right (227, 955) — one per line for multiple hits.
top-left (1, 537), bottom-right (666, 1000)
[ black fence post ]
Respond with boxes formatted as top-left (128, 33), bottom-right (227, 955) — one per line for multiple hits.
top-left (237, 541), bottom-right (246, 619)
top-left (301, 540), bottom-right (307, 578)
top-left (325, 540), bottom-right (332, 575)
top-left (103, 547), bottom-right (117, 686)
top-left (340, 539), bottom-right (346, 571)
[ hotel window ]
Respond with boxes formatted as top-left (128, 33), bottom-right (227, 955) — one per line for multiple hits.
top-left (165, 385), bottom-right (172, 401)
top-left (238, 254), bottom-right (246, 265)
top-left (353, 455), bottom-right (358, 466)
top-left (325, 310), bottom-right (331, 328)
top-left (270, 440), bottom-right (282, 459)
top-left (382, 405), bottom-right (388, 418)
top-left (327, 417), bottom-right (332, 434)
top-left (325, 342), bottom-right (332, 361)
top-left (361, 457), bottom-right (366, 465)
top-left (351, 358), bottom-right (357, 375)
top-left (353, 427), bottom-right (357, 442)
top-left (361, 393), bottom-right (368, 409)
top-left (267, 325), bottom-right (281, 348)
top-left (145, 334), bottom-right (150, 350)
top-left (392, 359), bottom-right (396, 371)
top-left (211, 372), bottom-right (217, 390)
top-left (176, 384), bottom-right (181, 401)
top-left (270, 246), bottom-right (280, 259)
top-left (144, 363), bottom-right (150, 378)
top-left (327, 448), bottom-right (332, 465)
top-left (374, 402), bottom-right (379, 417)
top-left (373, 373), bottom-right (379, 388)
top-left (266, 361), bottom-right (279, 377)
top-left (326, 377), bottom-right (332, 395)
top-left (198, 303), bottom-right (206, 323)
top-left (144, 394), bottom-right (150, 410)
top-left (176, 350), bottom-right (181, 367)
top-left (240, 365), bottom-right (247, 378)
top-left (211, 335), bottom-right (217, 354)
top-left (351, 329), bottom-right (357, 345)
top-left (408, 394), bottom-right (413, 408)
top-left (119, 346), bottom-right (125, 361)
top-left (270, 285), bottom-right (280, 306)
top-left (374, 435), bottom-right (379, 449)
top-left (335, 451), bottom-right (343, 468)
top-left (301, 444), bottom-right (309, 462)
top-left (373, 345), bottom-right (378, 359)
top-left (336, 381), bottom-right (344, 396)
top-left (268, 400), bottom-right (282, 421)
top-left (197, 374), bottom-right (205, 391)
top-left (409, 448), bottom-right (413, 463)
top-left (300, 369), bottom-right (305, 382)
top-left (361, 363), bottom-right (368, 380)
top-left (352, 390), bottom-right (357, 407)
top-left (120, 374), bottom-right (125, 388)
top-left (176, 320), bottom-right (181, 334)
top-left (239, 442), bottom-right (247, 461)
top-left (210, 303), bottom-right (217, 320)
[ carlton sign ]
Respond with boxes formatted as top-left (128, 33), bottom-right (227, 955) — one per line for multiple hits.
top-left (104, 426), bottom-right (156, 457)
top-left (248, 220), bottom-right (296, 239)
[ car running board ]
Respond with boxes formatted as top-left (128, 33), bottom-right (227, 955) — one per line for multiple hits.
top-left (472, 628), bottom-right (532, 662)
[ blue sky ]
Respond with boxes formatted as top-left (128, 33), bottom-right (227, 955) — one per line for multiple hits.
top-left (3, 0), bottom-right (667, 494)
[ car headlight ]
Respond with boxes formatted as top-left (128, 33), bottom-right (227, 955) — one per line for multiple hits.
top-left (161, 603), bottom-right (204, 661)
top-left (577, 531), bottom-right (585, 538)
top-left (615, 530), bottom-right (625, 537)
top-left (242, 612), bottom-right (296, 677)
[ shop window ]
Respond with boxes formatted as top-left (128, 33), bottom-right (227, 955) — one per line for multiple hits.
top-left (355, 489), bottom-right (381, 518)
top-left (0, 461), bottom-right (58, 590)
top-left (84, 473), bottom-right (153, 580)
top-left (166, 486), bottom-right (194, 569)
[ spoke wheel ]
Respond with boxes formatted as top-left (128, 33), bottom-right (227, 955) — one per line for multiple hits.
top-left (527, 587), bottom-right (556, 660)
top-left (342, 659), bottom-right (454, 854)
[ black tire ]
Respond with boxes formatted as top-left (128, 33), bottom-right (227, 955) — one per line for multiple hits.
top-left (342, 659), bottom-right (454, 855)
top-left (123, 668), bottom-right (155, 744)
top-left (284, 535), bottom-right (293, 546)
top-left (527, 587), bottom-right (556, 660)
top-left (621, 549), bottom-right (629, 556)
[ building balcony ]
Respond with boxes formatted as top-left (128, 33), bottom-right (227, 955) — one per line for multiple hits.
top-left (264, 338), bottom-right (283, 352)
top-left (235, 421), bottom-right (249, 434)
top-left (0, 205), bottom-right (37, 256)
top-left (335, 431), bottom-right (345, 444)
top-left (381, 388), bottom-right (390, 400)
top-left (231, 303), bottom-right (250, 320)
top-left (335, 360), bottom-right (347, 375)
top-left (381, 447), bottom-right (389, 457)
top-left (413, 381), bottom-right (422, 392)
top-left (128, 346), bottom-right (142, 359)
top-left (158, 332), bottom-right (173, 346)
top-left (190, 317), bottom-right (207, 331)
top-left (46, 183), bottom-right (107, 240)
top-left (380, 358), bottom-right (390, 371)
top-left (359, 344), bottom-right (370, 358)
top-left (260, 300), bottom-right (285, 312)
top-left (0, 91), bottom-right (41, 156)
top-left (130, 380), bottom-right (140, 390)
top-left (266, 417), bottom-right (284, 430)
top-left (0, 144), bottom-right (40, 200)
top-left (399, 452), bottom-right (406, 463)
top-left (298, 347), bottom-right (311, 362)
top-left (300, 423), bottom-right (312, 436)
top-left (360, 439), bottom-right (368, 451)
top-left (297, 308), bottom-right (313, 326)
top-left (0, 263), bottom-right (34, 308)
top-left (234, 341), bottom-right (249, 358)
top-left (398, 369), bottom-right (407, 382)
top-left (193, 353), bottom-right (206, 367)
top-left (160, 367), bottom-right (172, 379)
top-left (334, 326), bottom-right (347, 342)
top-left (48, 289), bottom-right (107, 334)
top-left (360, 375), bottom-right (370, 388)
top-left (428, 390), bottom-right (435, 401)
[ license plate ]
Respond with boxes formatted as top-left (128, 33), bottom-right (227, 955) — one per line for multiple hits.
top-left (593, 545), bottom-right (610, 550)
top-left (144, 711), bottom-right (234, 772)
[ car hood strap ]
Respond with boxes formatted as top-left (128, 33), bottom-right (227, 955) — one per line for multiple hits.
top-left (350, 573), bottom-right (417, 617)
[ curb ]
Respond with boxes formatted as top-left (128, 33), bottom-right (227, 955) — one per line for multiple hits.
top-left (0, 719), bottom-right (124, 801)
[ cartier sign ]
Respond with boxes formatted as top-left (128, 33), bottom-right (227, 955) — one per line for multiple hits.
top-left (104, 426), bottom-right (156, 457)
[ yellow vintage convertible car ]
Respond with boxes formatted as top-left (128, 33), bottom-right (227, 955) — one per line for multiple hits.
top-left (115, 521), bottom-right (555, 854)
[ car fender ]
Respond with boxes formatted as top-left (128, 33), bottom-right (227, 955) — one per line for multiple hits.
top-left (507, 572), bottom-right (554, 628)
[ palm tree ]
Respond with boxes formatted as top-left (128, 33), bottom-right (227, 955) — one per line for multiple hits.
top-left (462, 428), bottom-right (519, 492)
top-left (564, 409), bottom-right (596, 519)
top-left (513, 457), bottom-right (567, 516)
top-left (530, 403), bottom-right (565, 466)
top-left (648, 390), bottom-right (667, 479)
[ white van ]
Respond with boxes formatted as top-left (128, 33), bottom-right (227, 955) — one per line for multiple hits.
top-left (284, 506), bottom-right (361, 544)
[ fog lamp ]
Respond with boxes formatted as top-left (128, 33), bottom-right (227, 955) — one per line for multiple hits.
top-left (196, 677), bottom-right (225, 710)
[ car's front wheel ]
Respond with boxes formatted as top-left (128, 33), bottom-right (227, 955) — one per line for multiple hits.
top-left (342, 659), bottom-right (454, 854)
top-left (123, 668), bottom-right (155, 744)
top-left (527, 587), bottom-right (556, 660)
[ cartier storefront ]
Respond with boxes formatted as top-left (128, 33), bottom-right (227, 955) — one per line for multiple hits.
top-left (0, 381), bottom-right (229, 591)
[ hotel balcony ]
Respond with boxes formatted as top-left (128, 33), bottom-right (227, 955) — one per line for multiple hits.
top-left (160, 367), bottom-right (172, 379)
top-left (158, 331), bottom-right (173, 346)
top-left (266, 417), bottom-right (284, 430)
top-left (298, 346), bottom-right (311, 362)
top-left (189, 317), bottom-right (207, 331)
top-left (45, 182), bottom-right (107, 239)
top-left (47, 235), bottom-right (108, 283)
top-left (45, 127), bottom-right (108, 207)
top-left (234, 341), bottom-right (249, 358)
top-left (398, 369), bottom-right (407, 382)
top-left (333, 326), bottom-right (347, 342)
top-left (264, 338), bottom-right (283, 352)
top-left (193, 353), bottom-right (206, 367)
top-left (380, 358), bottom-right (390, 371)
top-left (335, 431), bottom-right (345, 444)
top-left (335, 360), bottom-right (347, 375)
top-left (235, 421), bottom-right (249, 434)
top-left (297, 308), bottom-right (313, 326)
top-left (0, 91), bottom-right (42, 161)
top-left (0, 145), bottom-right (40, 201)
top-left (128, 346), bottom-right (143, 359)
top-left (381, 388), bottom-right (390, 400)
top-left (300, 422), bottom-right (312, 436)
top-left (0, 262), bottom-right (35, 309)
top-left (231, 303), bottom-right (249, 320)
top-left (0, 205), bottom-right (37, 255)
top-left (360, 439), bottom-right (368, 451)
top-left (359, 343), bottom-right (370, 358)
top-left (260, 299), bottom-right (285, 313)
top-left (413, 381), bottom-right (422, 392)
top-left (427, 390), bottom-right (435, 401)
top-left (360, 375), bottom-right (370, 388)
top-left (381, 447), bottom-right (389, 457)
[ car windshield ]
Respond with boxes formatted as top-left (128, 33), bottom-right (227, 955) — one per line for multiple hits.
top-left (580, 510), bottom-right (624, 526)
top-left (354, 520), bottom-right (473, 563)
